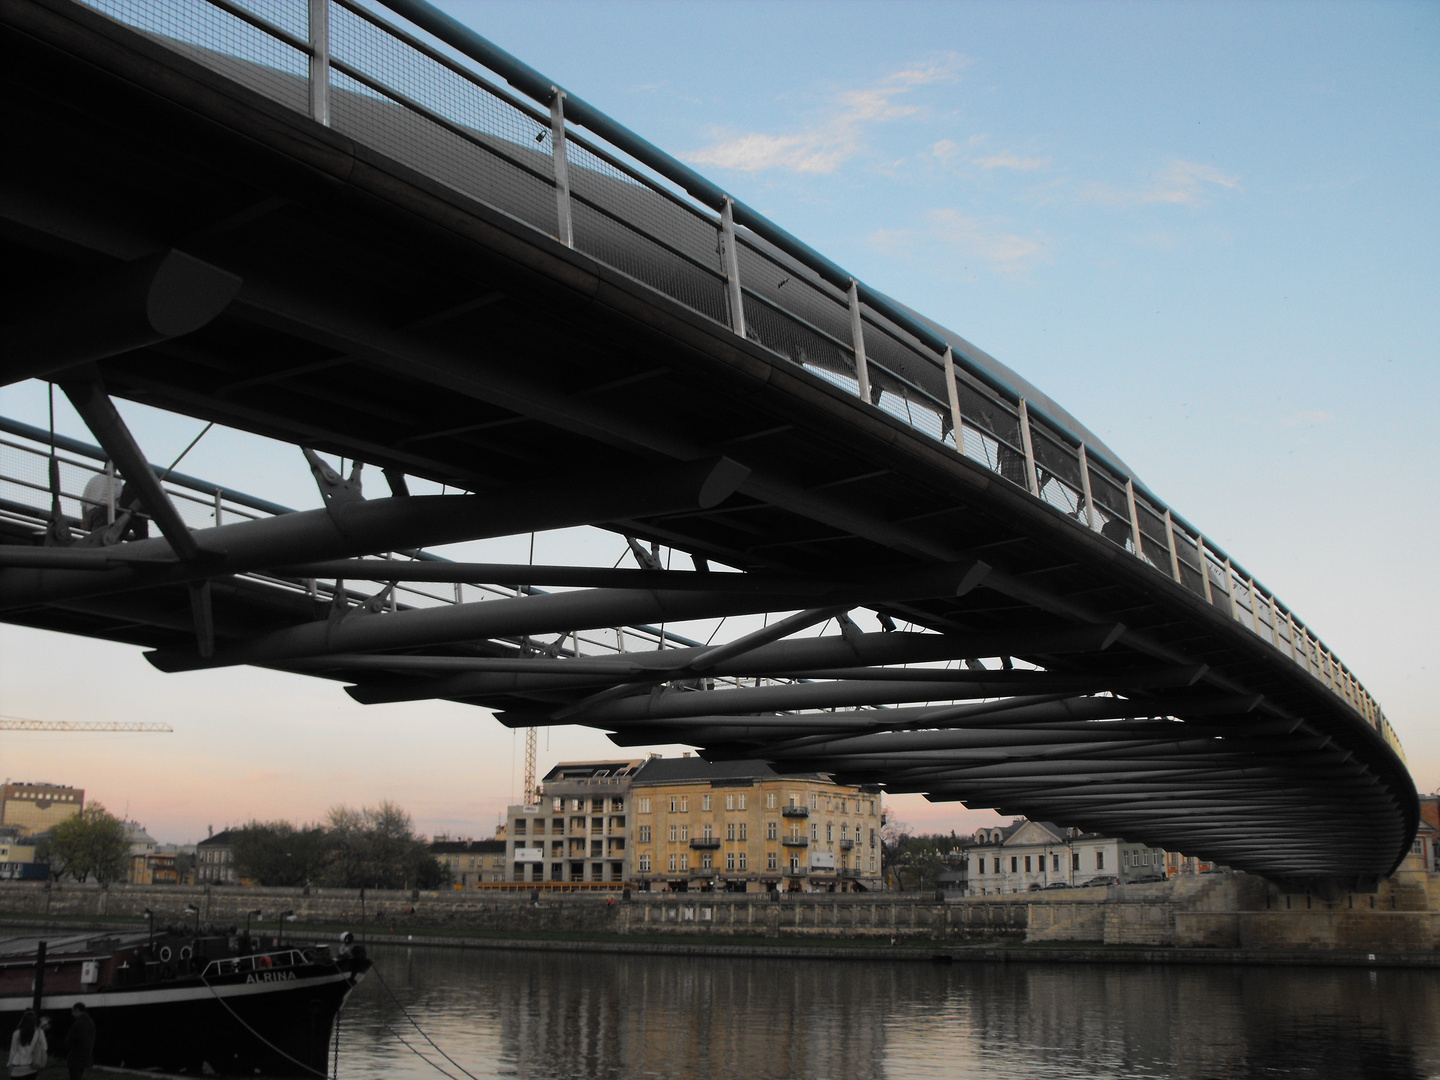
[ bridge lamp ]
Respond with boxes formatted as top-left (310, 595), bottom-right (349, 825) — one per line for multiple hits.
top-left (244, 908), bottom-right (262, 936)
top-left (182, 903), bottom-right (199, 925)
top-left (277, 909), bottom-right (295, 945)
top-left (143, 907), bottom-right (154, 947)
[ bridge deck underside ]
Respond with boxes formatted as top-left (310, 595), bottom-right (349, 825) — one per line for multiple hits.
top-left (0, 0), bottom-right (1415, 890)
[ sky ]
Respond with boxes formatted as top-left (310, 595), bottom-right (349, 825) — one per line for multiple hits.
top-left (1, 0), bottom-right (1436, 846)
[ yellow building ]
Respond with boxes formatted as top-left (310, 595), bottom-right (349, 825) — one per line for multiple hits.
top-left (630, 756), bottom-right (882, 894)
top-left (0, 783), bottom-right (83, 836)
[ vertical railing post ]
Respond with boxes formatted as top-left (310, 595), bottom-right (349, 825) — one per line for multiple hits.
top-left (1163, 510), bottom-right (1182, 584)
top-left (212, 487), bottom-right (223, 527)
top-left (1265, 594), bottom-right (1281, 648)
top-left (847, 279), bottom-right (873, 405)
top-left (1124, 479), bottom-right (1143, 559)
top-left (941, 345), bottom-right (963, 452)
top-left (549, 89), bottom-right (573, 248)
top-left (1195, 534), bottom-right (1214, 604)
top-left (308, 0), bottom-right (329, 126)
top-left (1017, 398), bottom-right (1040, 497)
top-left (1223, 558), bottom-right (1239, 622)
top-left (1077, 444), bottom-right (1098, 532)
top-left (105, 459), bottom-right (116, 525)
top-left (720, 197), bottom-right (745, 338)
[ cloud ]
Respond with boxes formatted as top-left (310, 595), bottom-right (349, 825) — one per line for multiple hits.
top-left (687, 54), bottom-right (970, 175)
top-left (869, 209), bottom-right (1050, 280)
top-left (974, 150), bottom-right (1051, 171)
top-left (1083, 158), bottom-right (1240, 207)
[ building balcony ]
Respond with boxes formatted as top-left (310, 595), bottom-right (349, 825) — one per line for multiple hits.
top-left (839, 839), bottom-right (855, 850)
top-left (781, 836), bottom-right (810, 847)
top-left (689, 837), bottom-right (721, 849)
top-left (782, 866), bottom-right (809, 877)
top-left (839, 868), bottom-right (862, 879)
top-left (781, 806), bottom-right (810, 818)
top-left (690, 866), bottom-right (718, 877)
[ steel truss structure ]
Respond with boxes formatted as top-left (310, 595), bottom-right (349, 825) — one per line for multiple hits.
top-left (0, 0), bottom-right (1416, 893)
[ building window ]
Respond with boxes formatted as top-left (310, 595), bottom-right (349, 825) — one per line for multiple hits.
top-left (810, 823), bottom-right (818, 841)
top-left (680, 825), bottom-right (689, 842)
top-left (841, 824), bottom-right (849, 841)
top-left (738, 823), bottom-right (747, 841)
top-left (1052, 854), bottom-right (1060, 871)
top-left (726, 852), bottom-right (735, 871)
top-left (739, 794), bottom-right (747, 810)
top-left (1073, 852), bottom-right (1080, 870)
top-left (679, 796), bottom-right (689, 812)
top-left (827, 824), bottom-right (833, 842)
top-left (766, 821), bottom-right (778, 841)
top-left (680, 854), bottom-right (689, 870)
top-left (726, 794), bottom-right (735, 811)
top-left (702, 794), bottom-right (712, 811)
top-left (727, 823), bottom-right (735, 841)
top-left (1024, 856), bottom-right (1032, 873)
top-left (766, 852), bottom-right (778, 871)
top-left (809, 794), bottom-right (818, 810)
top-left (638, 825), bottom-right (651, 843)
top-left (701, 854), bottom-right (713, 869)
top-left (1010, 857), bottom-right (1017, 873)
top-left (612, 798), bottom-right (624, 812)
top-left (767, 793), bottom-right (776, 809)
top-left (669, 825), bottom-right (678, 843)
top-left (993, 857), bottom-right (1000, 874)
top-left (668, 854), bottom-right (676, 872)
top-left (1096, 851), bottom-right (1105, 870)
top-left (640, 855), bottom-right (651, 872)
top-left (702, 824), bottom-right (713, 840)
top-left (638, 797), bottom-right (651, 814)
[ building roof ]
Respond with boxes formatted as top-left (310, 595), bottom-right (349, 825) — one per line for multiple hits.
top-left (542, 760), bottom-right (644, 782)
top-left (197, 829), bottom-right (241, 848)
top-left (631, 756), bottom-right (830, 786)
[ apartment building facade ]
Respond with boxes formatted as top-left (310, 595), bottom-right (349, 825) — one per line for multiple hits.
top-left (629, 756), bottom-right (882, 893)
top-left (504, 760), bottom-right (642, 884)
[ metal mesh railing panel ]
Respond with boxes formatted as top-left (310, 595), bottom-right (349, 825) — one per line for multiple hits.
top-left (1134, 499), bottom-right (1171, 569)
top-left (83, 0), bottom-right (309, 111)
top-left (1172, 529), bottom-right (1206, 597)
top-left (328, 8), bottom-right (557, 235)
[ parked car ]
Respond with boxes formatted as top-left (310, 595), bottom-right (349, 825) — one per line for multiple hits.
top-left (1042, 881), bottom-right (1072, 890)
top-left (1129, 873), bottom-right (1166, 884)
top-left (1082, 875), bottom-right (1120, 887)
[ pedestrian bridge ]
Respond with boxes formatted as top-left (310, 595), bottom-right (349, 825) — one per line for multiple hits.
top-left (0, 0), bottom-right (1415, 893)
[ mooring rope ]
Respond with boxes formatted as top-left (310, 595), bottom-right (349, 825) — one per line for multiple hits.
top-left (198, 974), bottom-right (330, 1078)
top-left (369, 965), bottom-right (483, 1080)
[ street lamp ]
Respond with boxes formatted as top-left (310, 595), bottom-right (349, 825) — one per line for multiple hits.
top-left (182, 904), bottom-right (199, 928)
top-left (276, 910), bottom-right (294, 946)
top-left (142, 908), bottom-right (154, 949)
top-left (244, 909), bottom-right (262, 937)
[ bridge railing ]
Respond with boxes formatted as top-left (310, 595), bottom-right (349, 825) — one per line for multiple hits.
top-left (70, 0), bottom-right (1398, 757)
top-left (0, 417), bottom-right (742, 678)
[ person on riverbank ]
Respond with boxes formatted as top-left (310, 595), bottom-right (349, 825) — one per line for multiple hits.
top-left (8, 1010), bottom-right (48, 1080)
top-left (65, 1002), bottom-right (95, 1080)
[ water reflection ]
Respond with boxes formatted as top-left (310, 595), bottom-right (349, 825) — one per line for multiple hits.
top-left (335, 945), bottom-right (1440, 1080)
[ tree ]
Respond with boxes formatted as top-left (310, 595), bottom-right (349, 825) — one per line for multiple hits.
top-left (232, 821), bottom-right (330, 886)
top-left (48, 803), bottom-right (128, 884)
top-left (319, 801), bottom-right (444, 890)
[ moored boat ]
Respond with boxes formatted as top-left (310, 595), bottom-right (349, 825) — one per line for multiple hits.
top-left (0, 927), bottom-right (370, 1076)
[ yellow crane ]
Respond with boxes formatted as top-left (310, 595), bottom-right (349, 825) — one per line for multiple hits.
top-left (0, 716), bottom-right (173, 733)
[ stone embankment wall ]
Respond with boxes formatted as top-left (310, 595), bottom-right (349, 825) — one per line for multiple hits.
top-left (3, 866), bottom-right (1438, 951)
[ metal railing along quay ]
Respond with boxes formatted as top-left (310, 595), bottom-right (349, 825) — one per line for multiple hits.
top-left (48, 0), bottom-right (1399, 763)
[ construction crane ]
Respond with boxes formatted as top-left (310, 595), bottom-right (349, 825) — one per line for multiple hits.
top-left (524, 726), bottom-right (538, 807)
top-left (0, 717), bottom-right (173, 733)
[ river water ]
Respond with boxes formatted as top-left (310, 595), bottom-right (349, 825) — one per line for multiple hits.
top-left (333, 944), bottom-right (1440, 1080)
